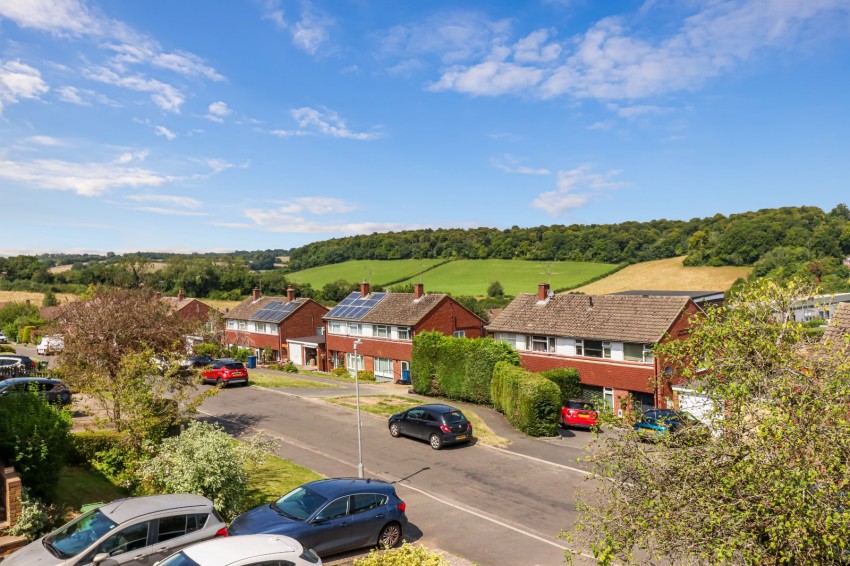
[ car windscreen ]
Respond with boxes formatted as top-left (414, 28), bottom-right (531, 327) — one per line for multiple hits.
top-left (44, 509), bottom-right (118, 558)
top-left (272, 486), bottom-right (328, 521)
top-left (443, 410), bottom-right (466, 424)
top-left (224, 363), bottom-right (244, 370)
top-left (159, 551), bottom-right (202, 566)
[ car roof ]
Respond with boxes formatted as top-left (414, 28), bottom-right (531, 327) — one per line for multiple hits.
top-left (304, 478), bottom-right (394, 498)
top-left (182, 535), bottom-right (303, 565)
top-left (413, 403), bottom-right (460, 414)
top-left (0, 377), bottom-right (60, 386)
top-left (99, 494), bottom-right (213, 523)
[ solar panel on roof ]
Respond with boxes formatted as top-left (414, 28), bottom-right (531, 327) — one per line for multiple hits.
top-left (326, 292), bottom-right (387, 320)
top-left (252, 300), bottom-right (299, 323)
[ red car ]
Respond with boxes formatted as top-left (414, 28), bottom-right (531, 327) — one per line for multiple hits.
top-left (559, 399), bottom-right (599, 429)
top-left (202, 359), bottom-right (249, 387)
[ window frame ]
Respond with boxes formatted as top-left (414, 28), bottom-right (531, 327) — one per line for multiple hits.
top-left (374, 325), bottom-right (390, 338)
top-left (530, 335), bottom-right (554, 353)
top-left (328, 321), bottom-right (344, 335)
top-left (452, 330), bottom-right (466, 338)
top-left (348, 323), bottom-right (362, 336)
top-left (374, 357), bottom-right (393, 378)
top-left (396, 327), bottom-right (412, 340)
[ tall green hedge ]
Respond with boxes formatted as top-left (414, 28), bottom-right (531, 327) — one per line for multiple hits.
top-left (540, 367), bottom-right (582, 407)
top-left (411, 332), bottom-right (519, 404)
top-left (491, 362), bottom-right (560, 437)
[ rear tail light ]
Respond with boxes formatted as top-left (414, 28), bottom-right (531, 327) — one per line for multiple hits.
top-left (214, 527), bottom-right (228, 537)
top-left (467, 422), bottom-right (472, 431)
top-left (440, 424), bottom-right (451, 434)
top-left (397, 501), bottom-right (406, 513)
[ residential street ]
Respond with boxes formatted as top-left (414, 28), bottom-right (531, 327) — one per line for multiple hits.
top-left (197, 377), bottom-right (601, 566)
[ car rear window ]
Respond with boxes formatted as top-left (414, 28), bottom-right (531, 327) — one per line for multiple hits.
top-left (567, 400), bottom-right (594, 410)
top-left (224, 363), bottom-right (244, 370)
top-left (443, 410), bottom-right (466, 424)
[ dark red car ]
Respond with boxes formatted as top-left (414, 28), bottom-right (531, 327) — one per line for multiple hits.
top-left (202, 359), bottom-right (249, 387)
top-left (558, 399), bottom-right (599, 429)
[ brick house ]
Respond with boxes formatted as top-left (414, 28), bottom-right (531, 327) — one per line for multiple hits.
top-left (161, 289), bottom-right (219, 325)
top-left (324, 282), bottom-right (485, 383)
top-left (486, 283), bottom-right (699, 414)
top-left (223, 287), bottom-right (328, 362)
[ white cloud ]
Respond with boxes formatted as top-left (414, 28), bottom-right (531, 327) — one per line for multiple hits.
top-left (84, 66), bottom-right (184, 112)
top-left (240, 210), bottom-right (426, 235)
top-left (151, 51), bottom-right (224, 81)
top-left (586, 119), bottom-right (614, 131)
top-left (0, 0), bottom-right (101, 37)
top-left (0, 157), bottom-right (170, 196)
top-left (295, 196), bottom-right (357, 214)
top-left (0, 60), bottom-right (49, 112)
top-left (205, 100), bottom-right (231, 122)
top-left (490, 155), bottom-right (550, 175)
top-left (513, 29), bottom-right (561, 63)
top-left (154, 125), bottom-right (176, 140)
top-left (259, 0), bottom-right (333, 55)
top-left (127, 193), bottom-right (202, 208)
top-left (56, 85), bottom-right (121, 107)
top-left (56, 85), bottom-right (84, 104)
top-left (24, 135), bottom-right (64, 146)
top-left (114, 150), bottom-right (149, 164)
top-left (272, 107), bottom-right (381, 140)
top-left (430, 60), bottom-right (545, 96)
top-left (132, 206), bottom-right (207, 217)
top-left (531, 164), bottom-right (626, 216)
top-left (607, 103), bottom-right (667, 118)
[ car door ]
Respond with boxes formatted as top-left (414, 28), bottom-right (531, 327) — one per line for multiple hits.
top-left (401, 409), bottom-right (425, 438)
top-left (420, 411), bottom-right (440, 440)
top-left (147, 513), bottom-right (211, 566)
top-left (347, 493), bottom-right (390, 549)
top-left (305, 495), bottom-right (355, 556)
top-left (76, 520), bottom-right (153, 566)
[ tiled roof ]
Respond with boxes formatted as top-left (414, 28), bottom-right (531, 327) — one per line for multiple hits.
top-left (486, 293), bottom-right (691, 343)
top-left (161, 297), bottom-right (195, 311)
top-left (822, 302), bottom-right (850, 348)
top-left (225, 296), bottom-right (310, 322)
top-left (358, 293), bottom-right (447, 326)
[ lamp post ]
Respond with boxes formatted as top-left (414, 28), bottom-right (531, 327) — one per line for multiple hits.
top-left (353, 338), bottom-right (364, 478)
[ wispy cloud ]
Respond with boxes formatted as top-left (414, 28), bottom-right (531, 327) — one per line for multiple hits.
top-left (491, 155), bottom-right (551, 175)
top-left (0, 157), bottom-right (170, 196)
top-left (531, 164), bottom-right (626, 216)
top-left (56, 85), bottom-right (121, 107)
top-left (126, 193), bottom-right (202, 208)
top-left (259, 0), bottom-right (334, 55)
top-left (271, 107), bottom-right (382, 140)
top-left (205, 100), bottom-right (231, 122)
top-left (131, 206), bottom-right (207, 217)
top-left (154, 125), bottom-right (176, 140)
top-left (23, 135), bottom-right (65, 146)
top-left (84, 66), bottom-right (184, 112)
top-left (0, 59), bottom-right (49, 113)
top-left (114, 150), bottom-right (149, 164)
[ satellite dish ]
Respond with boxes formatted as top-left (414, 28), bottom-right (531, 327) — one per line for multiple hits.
top-left (547, 289), bottom-right (554, 298)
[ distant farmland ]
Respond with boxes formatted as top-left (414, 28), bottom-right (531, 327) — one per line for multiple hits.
top-left (397, 259), bottom-right (620, 296)
top-left (285, 259), bottom-right (446, 289)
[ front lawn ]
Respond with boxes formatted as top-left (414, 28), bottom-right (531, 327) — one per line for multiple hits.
top-left (56, 466), bottom-right (129, 513)
top-left (244, 453), bottom-right (323, 509)
top-left (250, 372), bottom-right (340, 389)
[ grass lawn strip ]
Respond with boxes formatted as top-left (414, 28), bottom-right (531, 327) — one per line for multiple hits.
top-left (244, 452), bottom-right (323, 510)
top-left (324, 395), bottom-right (510, 448)
top-left (250, 372), bottom-right (340, 389)
top-left (55, 466), bottom-right (129, 514)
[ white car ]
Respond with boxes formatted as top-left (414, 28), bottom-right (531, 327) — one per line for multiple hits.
top-left (156, 535), bottom-right (322, 566)
top-left (0, 330), bottom-right (8, 344)
top-left (37, 335), bottom-right (64, 355)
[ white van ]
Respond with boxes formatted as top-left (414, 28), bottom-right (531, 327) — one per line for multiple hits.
top-left (37, 335), bottom-right (64, 355)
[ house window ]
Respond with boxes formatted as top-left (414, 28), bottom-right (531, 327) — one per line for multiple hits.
top-left (237, 321), bottom-right (247, 331)
top-left (226, 320), bottom-right (236, 330)
top-left (602, 341), bottom-right (612, 358)
top-left (375, 325), bottom-right (390, 338)
top-left (346, 353), bottom-right (364, 373)
top-left (397, 327), bottom-right (411, 340)
top-left (254, 322), bottom-right (267, 334)
top-left (603, 387), bottom-right (615, 411)
top-left (531, 335), bottom-right (554, 353)
top-left (328, 321), bottom-right (343, 335)
top-left (453, 330), bottom-right (465, 338)
top-left (582, 340), bottom-right (604, 358)
top-left (498, 333), bottom-right (523, 350)
top-left (374, 358), bottom-right (393, 378)
top-left (348, 323), bottom-right (362, 336)
top-left (624, 343), bottom-right (654, 363)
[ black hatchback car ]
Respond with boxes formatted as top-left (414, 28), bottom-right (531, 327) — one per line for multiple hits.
top-left (388, 404), bottom-right (472, 449)
top-left (0, 377), bottom-right (72, 405)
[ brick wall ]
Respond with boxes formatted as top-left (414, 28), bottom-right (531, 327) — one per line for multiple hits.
top-left (177, 299), bottom-right (215, 325)
top-left (3, 466), bottom-right (22, 527)
top-left (326, 334), bottom-right (413, 381)
top-left (418, 297), bottom-right (485, 338)
top-left (224, 300), bottom-right (329, 360)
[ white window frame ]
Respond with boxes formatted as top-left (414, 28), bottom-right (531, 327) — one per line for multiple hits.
top-left (226, 320), bottom-right (237, 330)
top-left (375, 325), bottom-right (390, 338)
top-left (602, 341), bottom-right (612, 359)
top-left (575, 339), bottom-right (584, 356)
top-left (237, 320), bottom-right (247, 331)
top-left (348, 323), bottom-right (362, 336)
top-left (254, 322), bottom-right (267, 334)
top-left (374, 357), bottom-right (394, 378)
top-left (346, 353), bottom-right (364, 373)
top-left (643, 344), bottom-right (654, 363)
top-left (452, 330), bottom-right (466, 338)
top-left (397, 327), bottom-right (411, 340)
top-left (328, 321), bottom-right (344, 335)
top-left (531, 335), bottom-right (554, 353)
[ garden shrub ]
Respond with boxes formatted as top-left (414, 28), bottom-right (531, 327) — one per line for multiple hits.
top-left (353, 542), bottom-right (450, 566)
top-left (357, 370), bottom-right (375, 381)
top-left (411, 331), bottom-right (444, 396)
top-left (137, 421), bottom-right (272, 519)
top-left (540, 367), bottom-right (582, 407)
top-left (0, 344), bottom-right (15, 353)
top-left (193, 342), bottom-right (223, 357)
top-left (224, 346), bottom-right (252, 362)
top-left (7, 488), bottom-right (58, 541)
top-left (332, 366), bottom-right (350, 378)
top-left (491, 362), bottom-right (560, 437)
top-left (283, 361), bottom-right (299, 373)
top-left (17, 324), bottom-right (36, 344)
top-left (70, 430), bottom-right (126, 465)
top-left (0, 392), bottom-right (72, 501)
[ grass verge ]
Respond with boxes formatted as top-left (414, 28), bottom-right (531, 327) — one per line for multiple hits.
top-left (325, 395), bottom-right (510, 448)
top-left (55, 466), bottom-right (129, 513)
top-left (250, 372), bottom-right (340, 389)
top-left (244, 453), bottom-right (323, 509)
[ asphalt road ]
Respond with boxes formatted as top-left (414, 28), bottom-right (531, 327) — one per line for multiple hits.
top-left (198, 383), bottom-right (600, 566)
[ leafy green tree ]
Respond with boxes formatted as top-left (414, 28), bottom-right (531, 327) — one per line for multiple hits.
top-left (487, 280), bottom-right (504, 298)
top-left (569, 278), bottom-right (850, 565)
top-left (42, 289), bottom-right (59, 307)
top-left (321, 279), bottom-right (357, 302)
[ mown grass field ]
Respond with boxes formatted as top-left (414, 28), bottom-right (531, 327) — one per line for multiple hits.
top-left (573, 256), bottom-right (752, 294)
top-left (396, 259), bottom-right (620, 296)
top-left (285, 258), bottom-right (446, 289)
top-left (0, 290), bottom-right (78, 304)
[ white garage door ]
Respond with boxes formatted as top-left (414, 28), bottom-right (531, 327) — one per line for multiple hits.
top-left (678, 391), bottom-right (713, 424)
top-left (289, 343), bottom-right (303, 365)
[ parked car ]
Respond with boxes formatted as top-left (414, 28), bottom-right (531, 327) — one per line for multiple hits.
top-left (157, 534), bottom-right (322, 566)
top-left (3, 494), bottom-right (226, 566)
top-left (558, 399), bottom-right (599, 429)
top-left (185, 354), bottom-right (214, 368)
top-left (633, 409), bottom-right (706, 443)
top-left (202, 359), bottom-right (248, 387)
top-left (228, 478), bottom-right (406, 557)
top-left (0, 377), bottom-right (72, 405)
top-left (37, 335), bottom-right (64, 355)
top-left (0, 330), bottom-right (8, 344)
top-left (1, 354), bottom-right (39, 371)
top-left (388, 403), bottom-right (472, 450)
top-left (0, 356), bottom-right (25, 377)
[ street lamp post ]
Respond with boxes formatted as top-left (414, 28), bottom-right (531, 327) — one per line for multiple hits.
top-left (353, 339), bottom-right (364, 478)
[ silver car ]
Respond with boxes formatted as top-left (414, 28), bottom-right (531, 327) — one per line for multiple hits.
top-left (155, 534), bottom-right (322, 566)
top-left (4, 495), bottom-right (226, 566)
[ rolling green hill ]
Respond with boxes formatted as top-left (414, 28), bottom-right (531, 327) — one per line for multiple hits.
top-left (397, 259), bottom-right (621, 296)
top-left (285, 259), bottom-right (446, 289)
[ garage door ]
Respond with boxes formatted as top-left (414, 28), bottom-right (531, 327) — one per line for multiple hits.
top-left (289, 344), bottom-right (303, 365)
top-left (678, 392), bottom-right (713, 424)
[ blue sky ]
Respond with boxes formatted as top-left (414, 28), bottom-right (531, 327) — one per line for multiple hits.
top-left (1, 0), bottom-right (849, 254)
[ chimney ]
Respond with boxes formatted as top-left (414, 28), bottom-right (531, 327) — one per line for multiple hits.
top-left (414, 283), bottom-right (424, 299)
top-left (252, 287), bottom-right (261, 301)
top-left (538, 283), bottom-right (550, 301)
top-left (177, 289), bottom-right (184, 302)
top-left (360, 281), bottom-right (370, 298)
top-left (286, 285), bottom-right (296, 303)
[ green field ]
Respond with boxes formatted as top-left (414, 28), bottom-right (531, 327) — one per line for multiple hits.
top-left (396, 259), bottom-right (620, 296)
top-left (285, 259), bottom-right (446, 289)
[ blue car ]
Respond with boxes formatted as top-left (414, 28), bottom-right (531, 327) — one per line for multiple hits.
top-left (633, 409), bottom-right (703, 442)
top-left (228, 478), bottom-right (407, 557)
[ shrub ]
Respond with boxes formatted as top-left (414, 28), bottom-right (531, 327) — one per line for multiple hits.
top-left (137, 421), bottom-right (272, 519)
top-left (70, 430), bottom-right (126, 465)
top-left (357, 370), bottom-right (375, 381)
top-left (17, 324), bottom-right (36, 344)
top-left (491, 362), bottom-right (560, 437)
top-left (0, 392), bottom-right (72, 501)
top-left (540, 367), bottom-right (582, 407)
top-left (7, 488), bottom-right (58, 541)
top-left (225, 346), bottom-right (252, 362)
top-left (353, 542), bottom-right (450, 566)
top-left (283, 361), bottom-right (299, 373)
top-left (411, 332), bottom-right (444, 396)
top-left (42, 289), bottom-right (59, 307)
top-left (0, 344), bottom-right (15, 353)
top-left (332, 366), bottom-right (350, 378)
top-left (193, 342), bottom-right (223, 357)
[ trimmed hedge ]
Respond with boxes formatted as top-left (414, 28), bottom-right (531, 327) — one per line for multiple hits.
top-left (411, 332), bottom-right (519, 404)
top-left (491, 362), bottom-right (560, 437)
top-left (540, 367), bottom-right (582, 407)
top-left (70, 430), bottom-right (126, 466)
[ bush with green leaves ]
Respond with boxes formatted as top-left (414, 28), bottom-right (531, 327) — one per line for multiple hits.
top-left (332, 366), bottom-right (350, 378)
top-left (491, 362), bottom-right (560, 437)
top-left (353, 543), bottom-right (450, 566)
top-left (193, 342), bottom-right (223, 358)
top-left (70, 430), bottom-right (126, 465)
top-left (137, 421), bottom-right (272, 519)
top-left (0, 344), bottom-right (15, 353)
top-left (356, 370), bottom-right (375, 381)
top-left (283, 361), bottom-right (299, 373)
top-left (0, 392), bottom-right (72, 501)
top-left (540, 367), bottom-right (582, 407)
top-left (7, 488), bottom-right (58, 541)
top-left (0, 301), bottom-right (43, 345)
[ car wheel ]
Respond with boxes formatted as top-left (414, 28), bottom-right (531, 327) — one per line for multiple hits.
top-left (429, 434), bottom-right (443, 450)
top-left (389, 423), bottom-right (401, 437)
top-left (217, 377), bottom-right (224, 388)
top-left (378, 522), bottom-right (402, 549)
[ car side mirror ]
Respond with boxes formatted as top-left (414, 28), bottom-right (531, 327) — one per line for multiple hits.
top-left (93, 553), bottom-right (111, 565)
top-left (311, 516), bottom-right (327, 524)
